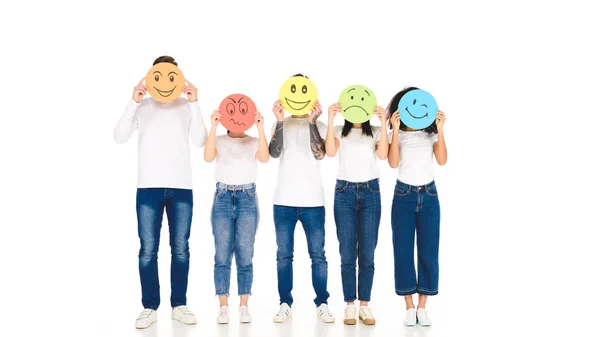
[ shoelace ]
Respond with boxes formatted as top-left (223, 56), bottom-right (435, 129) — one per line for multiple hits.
top-left (240, 307), bottom-right (249, 316)
top-left (319, 307), bottom-right (332, 317)
top-left (360, 308), bottom-right (372, 318)
top-left (219, 307), bottom-right (228, 317)
top-left (345, 307), bottom-right (356, 317)
top-left (418, 309), bottom-right (429, 320)
top-left (276, 306), bottom-right (289, 317)
top-left (178, 306), bottom-right (193, 315)
top-left (138, 309), bottom-right (153, 319)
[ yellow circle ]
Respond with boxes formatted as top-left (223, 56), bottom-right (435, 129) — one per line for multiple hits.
top-left (145, 63), bottom-right (185, 102)
top-left (278, 76), bottom-right (318, 115)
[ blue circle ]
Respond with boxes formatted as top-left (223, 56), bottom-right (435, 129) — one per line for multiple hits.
top-left (398, 89), bottom-right (437, 130)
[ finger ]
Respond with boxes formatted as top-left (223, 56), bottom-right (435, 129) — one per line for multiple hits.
top-left (184, 79), bottom-right (194, 87)
top-left (138, 77), bottom-right (145, 86)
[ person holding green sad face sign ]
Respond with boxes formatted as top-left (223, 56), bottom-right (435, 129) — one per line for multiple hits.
top-left (324, 85), bottom-right (389, 325)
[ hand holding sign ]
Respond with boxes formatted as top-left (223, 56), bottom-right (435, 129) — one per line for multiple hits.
top-left (132, 77), bottom-right (147, 103)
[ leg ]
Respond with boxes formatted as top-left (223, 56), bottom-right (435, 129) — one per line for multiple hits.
top-left (136, 188), bottom-right (165, 310)
top-left (357, 187), bottom-right (381, 304)
top-left (333, 185), bottom-right (358, 303)
top-left (211, 189), bottom-right (235, 299)
top-left (391, 183), bottom-right (418, 298)
top-left (300, 206), bottom-right (330, 306)
top-left (416, 188), bottom-right (441, 297)
top-left (165, 189), bottom-right (193, 307)
top-left (274, 205), bottom-right (298, 306)
top-left (405, 296), bottom-right (416, 309)
top-left (234, 188), bottom-right (259, 297)
top-left (417, 294), bottom-right (428, 309)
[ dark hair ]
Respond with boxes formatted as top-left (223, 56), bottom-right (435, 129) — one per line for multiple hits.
top-left (292, 73), bottom-right (308, 79)
top-left (341, 120), bottom-right (374, 138)
top-left (153, 55), bottom-right (177, 66)
top-left (387, 86), bottom-right (437, 134)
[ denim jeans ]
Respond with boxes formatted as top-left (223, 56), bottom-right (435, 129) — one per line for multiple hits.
top-left (274, 205), bottom-right (329, 307)
top-left (391, 180), bottom-right (440, 296)
top-left (136, 188), bottom-right (193, 310)
top-left (211, 183), bottom-right (259, 296)
top-left (333, 178), bottom-right (381, 302)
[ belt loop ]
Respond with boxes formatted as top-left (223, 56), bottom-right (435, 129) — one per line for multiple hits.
top-left (242, 185), bottom-right (246, 192)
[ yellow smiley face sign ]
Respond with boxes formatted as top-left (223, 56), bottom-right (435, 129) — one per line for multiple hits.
top-left (145, 62), bottom-right (185, 102)
top-left (278, 75), bottom-right (318, 115)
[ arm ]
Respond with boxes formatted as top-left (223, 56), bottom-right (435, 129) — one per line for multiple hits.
top-left (308, 101), bottom-right (326, 160)
top-left (189, 101), bottom-right (208, 147)
top-left (433, 110), bottom-right (447, 165)
top-left (374, 106), bottom-right (389, 160)
top-left (113, 99), bottom-right (140, 144)
top-left (203, 110), bottom-right (220, 162)
top-left (269, 100), bottom-right (285, 158)
top-left (325, 103), bottom-right (340, 157)
top-left (388, 111), bottom-right (401, 168)
top-left (255, 112), bottom-right (269, 163)
top-left (269, 121), bottom-right (284, 158)
top-left (183, 80), bottom-right (208, 147)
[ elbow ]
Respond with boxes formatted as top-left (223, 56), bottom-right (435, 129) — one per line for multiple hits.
top-left (258, 156), bottom-right (269, 163)
top-left (388, 160), bottom-right (399, 169)
top-left (437, 158), bottom-right (447, 166)
top-left (326, 149), bottom-right (336, 158)
top-left (113, 133), bottom-right (126, 144)
top-left (377, 152), bottom-right (388, 160)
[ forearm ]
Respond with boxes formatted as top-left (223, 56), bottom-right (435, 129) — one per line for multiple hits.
top-left (325, 122), bottom-right (337, 157)
top-left (113, 100), bottom-right (139, 143)
top-left (433, 129), bottom-right (447, 165)
top-left (388, 130), bottom-right (400, 168)
top-left (376, 131), bottom-right (389, 160)
top-left (269, 121), bottom-right (284, 158)
top-left (256, 127), bottom-right (269, 163)
top-left (189, 102), bottom-right (208, 147)
top-left (309, 122), bottom-right (326, 160)
top-left (203, 126), bottom-right (218, 162)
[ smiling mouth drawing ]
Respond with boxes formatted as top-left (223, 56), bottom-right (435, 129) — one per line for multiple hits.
top-left (230, 118), bottom-right (245, 126)
top-left (344, 105), bottom-right (369, 116)
top-left (154, 86), bottom-right (176, 97)
top-left (285, 97), bottom-right (311, 111)
top-left (405, 107), bottom-right (428, 119)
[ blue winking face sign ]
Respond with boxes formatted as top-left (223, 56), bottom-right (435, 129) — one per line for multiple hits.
top-left (398, 89), bottom-right (438, 129)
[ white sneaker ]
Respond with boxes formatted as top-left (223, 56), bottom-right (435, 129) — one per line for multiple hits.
top-left (317, 304), bottom-right (335, 323)
top-left (217, 306), bottom-right (229, 324)
top-left (417, 308), bottom-right (432, 326)
top-left (404, 308), bottom-right (417, 326)
top-left (359, 306), bottom-right (376, 325)
top-left (135, 309), bottom-right (157, 329)
top-left (343, 305), bottom-right (357, 325)
top-left (239, 306), bottom-right (252, 323)
top-left (273, 303), bottom-right (292, 323)
top-left (171, 306), bottom-right (197, 325)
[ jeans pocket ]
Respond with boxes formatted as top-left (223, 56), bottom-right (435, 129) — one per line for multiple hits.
top-left (425, 184), bottom-right (438, 196)
top-left (394, 184), bottom-right (409, 196)
top-left (368, 181), bottom-right (380, 193)
top-left (244, 188), bottom-right (256, 199)
top-left (335, 180), bottom-right (346, 192)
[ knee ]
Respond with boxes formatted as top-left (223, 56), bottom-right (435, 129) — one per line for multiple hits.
top-left (171, 241), bottom-right (189, 260)
top-left (139, 240), bottom-right (158, 257)
top-left (276, 248), bottom-right (293, 262)
top-left (309, 248), bottom-right (327, 264)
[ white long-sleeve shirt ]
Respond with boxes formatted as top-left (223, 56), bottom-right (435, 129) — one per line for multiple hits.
top-left (114, 97), bottom-right (207, 189)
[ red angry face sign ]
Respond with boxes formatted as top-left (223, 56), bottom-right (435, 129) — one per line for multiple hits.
top-left (218, 94), bottom-right (257, 132)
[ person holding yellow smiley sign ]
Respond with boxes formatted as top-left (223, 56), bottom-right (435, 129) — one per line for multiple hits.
top-left (113, 56), bottom-right (207, 329)
top-left (269, 74), bottom-right (335, 324)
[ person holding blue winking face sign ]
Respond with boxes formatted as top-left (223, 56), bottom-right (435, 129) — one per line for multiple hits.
top-left (386, 87), bottom-right (447, 326)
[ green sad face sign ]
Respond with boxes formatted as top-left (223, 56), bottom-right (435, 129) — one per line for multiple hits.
top-left (338, 85), bottom-right (377, 124)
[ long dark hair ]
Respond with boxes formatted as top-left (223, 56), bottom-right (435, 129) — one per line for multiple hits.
top-left (341, 120), bottom-right (374, 138)
top-left (387, 87), bottom-right (437, 134)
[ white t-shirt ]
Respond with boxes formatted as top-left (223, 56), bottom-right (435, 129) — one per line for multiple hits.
top-left (272, 117), bottom-right (328, 207)
top-left (113, 97), bottom-right (207, 189)
top-left (334, 126), bottom-right (381, 182)
top-left (215, 134), bottom-right (259, 185)
top-left (389, 130), bottom-right (439, 186)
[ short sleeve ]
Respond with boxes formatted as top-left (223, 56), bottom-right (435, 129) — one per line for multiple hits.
top-left (252, 136), bottom-right (259, 152)
top-left (215, 135), bottom-right (224, 152)
top-left (318, 120), bottom-right (327, 139)
top-left (387, 131), bottom-right (393, 144)
top-left (334, 125), bottom-right (343, 139)
top-left (431, 133), bottom-right (439, 143)
top-left (372, 126), bottom-right (382, 142)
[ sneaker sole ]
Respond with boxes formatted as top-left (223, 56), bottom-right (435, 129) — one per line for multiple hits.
top-left (359, 316), bottom-right (376, 325)
top-left (343, 318), bottom-right (356, 325)
top-left (418, 321), bottom-right (431, 326)
top-left (135, 320), bottom-right (157, 329)
top-left (240, 317), bottom-right (252, 323)
top-left (404, 322), bottom-right (416, 326)
top-left (273, 312), bottom-right (292, 323)
top-left (172, 317), bottom-right (197, 325)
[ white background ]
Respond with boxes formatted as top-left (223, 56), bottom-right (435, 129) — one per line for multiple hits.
top-left (1, 0), bottom-right (599, 336)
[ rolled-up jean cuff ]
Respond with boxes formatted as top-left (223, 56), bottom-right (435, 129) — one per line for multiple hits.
top-left (238, 293), bottom-right (252, 296)
top-left (358, 298), bottom-right (371, 302)
top-left (395, 286), bottom-right (417, 296)
top-left (344, 298), bottom-right (357, 302)
top-left (215, 293), bottom-right (230, 297)
top-left (417, 289), bottom-right (438, 296)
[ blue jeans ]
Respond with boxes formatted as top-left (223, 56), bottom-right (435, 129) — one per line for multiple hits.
top-left (136, 188), bottom-right (193, 310)
top-left (211, 183), bottom-right (259, 296)
top-left (391, 180), bottom-right (440, 296)
top-left (333, 178), bottom-right (381, 302)
top-left (274, 205), bottom-right (329, 307)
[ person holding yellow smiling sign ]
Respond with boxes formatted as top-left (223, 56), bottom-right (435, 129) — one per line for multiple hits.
top-left (269, 74), bottom-right (335, 324)
top-left (113, 56), bottom-right (207, 329)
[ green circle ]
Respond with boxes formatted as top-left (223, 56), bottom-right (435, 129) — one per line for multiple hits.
top-left (338, 85), bottom-right (377, 124)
